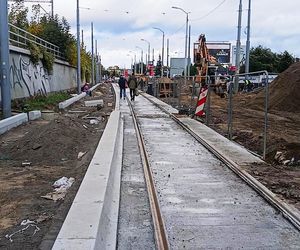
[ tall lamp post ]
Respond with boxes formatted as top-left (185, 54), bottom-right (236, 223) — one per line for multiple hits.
top-left (141, 38), bottom-right (150, 70)
top-left (76, 0), bottom-right (81, 94)
top-left (0, 0), bottom-right (11, 118)
top-left (136, 46), bottom-right (143, 75)
top-left (172, 6), bottom-right (190, 81)
top-left (245, 0), bottom-right (251, 76)
top-left (153, 27), bottom-right (164, 77)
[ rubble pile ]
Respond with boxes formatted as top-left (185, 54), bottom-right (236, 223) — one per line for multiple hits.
top-left (250, 62), bottom-right (300, 112)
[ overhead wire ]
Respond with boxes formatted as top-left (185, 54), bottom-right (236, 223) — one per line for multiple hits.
top-left (190, 0), bottom-right (227, 22)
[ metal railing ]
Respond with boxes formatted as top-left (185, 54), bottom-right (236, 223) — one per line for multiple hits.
top-left (8, 23), bottom-right (64, 60)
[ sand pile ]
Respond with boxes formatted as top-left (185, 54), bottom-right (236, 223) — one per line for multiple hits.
top-left (250, 62), bottom-right (300, 112)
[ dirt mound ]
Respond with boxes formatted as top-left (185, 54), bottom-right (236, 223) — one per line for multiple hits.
top-left (249, 62), bottom-right (300, 112)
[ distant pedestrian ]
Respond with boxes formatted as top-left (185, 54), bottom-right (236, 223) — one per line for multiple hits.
top-left (81, 83), bottom-right (92, 96)
top-left (118, 75), bottom-right (127, 99)
top-left (128, 73), bottom-right (138, 101)
top-left (139, 77), bottom-right (145, 91)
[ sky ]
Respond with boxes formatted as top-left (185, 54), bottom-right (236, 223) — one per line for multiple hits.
top-left (20, 0), bottom-right (300, 68)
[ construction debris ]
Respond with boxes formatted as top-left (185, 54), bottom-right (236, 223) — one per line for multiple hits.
top-left (5, 219), bottom-right (40, 242)
top-left (41, 177), bottom-right (75, 202)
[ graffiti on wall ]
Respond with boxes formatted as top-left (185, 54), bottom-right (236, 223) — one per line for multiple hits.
top-left (9, 55), bottom-right (51, 98)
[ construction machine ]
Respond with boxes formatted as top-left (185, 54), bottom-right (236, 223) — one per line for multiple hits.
top-left (194, 34), bottom-right (217, 86)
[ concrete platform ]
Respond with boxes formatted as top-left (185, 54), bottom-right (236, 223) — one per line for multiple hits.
top-left (52, 110), bottom-right (123, 250)
top-left (0, 113), bottom-right (28, 135)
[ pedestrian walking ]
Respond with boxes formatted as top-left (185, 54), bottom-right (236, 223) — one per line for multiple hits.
top-left (118, 75), bottom-right (127, 99)
top-left (128, 73), bottom-right (138, 101)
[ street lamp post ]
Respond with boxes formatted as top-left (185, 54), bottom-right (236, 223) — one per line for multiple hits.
top-left (245, 0), bottom-right (252, 76)
top-left (0, 0), bottom-right (11, 118)
top-left (76, 0), bottom-right (81, 94)
top-left (172, 6), bottom-right (190, 81)
top-left (141, 38), bottom-right (150, 71)
top-left (234, 0), bottom-right (243, 93)
top-left (153, 27), bottom-right (164, 77)
top-left (136, 46), bottom-right (143, 75)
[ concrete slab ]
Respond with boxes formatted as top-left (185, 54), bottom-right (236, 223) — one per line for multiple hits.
top-left (28, 110), bottom-right (42, 121)
top-left (178, 117), bottom-right (264, 165)
top-left (142, 92), bottom-right (179, 114)
top-left (58, 92), bottom-right (86, 109)
top-left (58, 83), bottom-right (101, 110)
top-left (0, 113), bottom-right (28, 135)
top-left (84, 99), bottom-right (104, 107)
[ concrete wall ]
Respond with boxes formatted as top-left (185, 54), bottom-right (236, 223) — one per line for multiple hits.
top-left (0, 45), bottom-right (77, 101)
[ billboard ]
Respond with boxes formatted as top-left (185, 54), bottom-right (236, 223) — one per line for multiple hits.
top-left (206, 42), bottom-right (231, 64)
top-left (193, 42), bottom-right (231, 65)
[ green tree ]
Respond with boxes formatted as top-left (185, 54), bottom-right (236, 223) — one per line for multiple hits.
top-left (9, 0), bottom-right (29, 29)
top-left (249, 45), bottom-right (277, 72)
top-left (277, 51), bottom-right (295, 73)
top-left (240, 45), bottom-right (295, 73)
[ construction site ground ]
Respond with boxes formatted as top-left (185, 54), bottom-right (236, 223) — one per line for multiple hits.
top-left (0, 83), bottom-right (114, 249)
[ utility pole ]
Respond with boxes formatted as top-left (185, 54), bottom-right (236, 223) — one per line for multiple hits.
top-left (91, 22), bottom-right (94, 85)
top-left (0, 0), bottom-right (12, 118)
top-left (234, 0), bottom-right (242, 93)
top-left (76, 0), bottom-right (81, 93)
top-left (188, 25), bottom-right (191, 78)
top-left (51, 0), bottom-right (54, 17)
top-left (167, 38), bottom-right (169, 78)
top-left (245, 0), bottom-right (251, 76)
top-left (99, 55), bottom-right (102, 82)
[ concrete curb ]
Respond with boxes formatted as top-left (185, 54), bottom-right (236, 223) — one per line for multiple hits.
top-left (58, 83), bottom-right (101, 109)
top-left (52, 86), bottom-right (123, 249)
top-left (0, 113), bottom-right (28, 135)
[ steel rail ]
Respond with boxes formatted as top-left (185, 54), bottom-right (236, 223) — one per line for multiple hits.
top-left (127, 96), bottom-right (169, 250)
top-left (141, 92), bottom-right (300, 232)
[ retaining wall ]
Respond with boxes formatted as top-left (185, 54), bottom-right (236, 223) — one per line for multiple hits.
top-left (0, 45), bottom-right (77, 102)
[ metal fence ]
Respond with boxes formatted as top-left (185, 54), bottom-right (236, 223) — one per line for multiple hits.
top-left (9, 23), bottom-right (64, 60)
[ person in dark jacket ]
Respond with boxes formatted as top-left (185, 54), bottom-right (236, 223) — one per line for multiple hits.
top-left (128, 73), bottom-right (138, 101)
top-left (118, 75), bottom-right (127, 99)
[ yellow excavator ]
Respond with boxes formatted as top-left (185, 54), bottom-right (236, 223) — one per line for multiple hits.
top-left (194, 34), bottom-right (217, 86)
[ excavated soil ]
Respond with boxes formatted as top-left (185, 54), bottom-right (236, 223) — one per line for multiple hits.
top-left (159, 63), bottom-right (300, 210)
top-left (0, 83), bottom-right (115, 249)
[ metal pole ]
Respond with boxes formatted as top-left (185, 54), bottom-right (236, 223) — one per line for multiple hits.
top-left (245, 0), bottom-right (251, 76)
top-left (76, 0), bottom-right (81, 93)
top-left (99, 55), bottom-right (102, 82)
top-left (95, 39), bottom-right (98, 83)
top-left (91, 22), bottom-right (94, 85)
top-left (148, 43), bottom-right (150, 67)
top-left (134, 54), bottom-right (137, 75)
top-left (234, 0), bottom-right (242, 93)
top-left (188, 24), bottom-right (191, 78)
top-left (206, 76), bottom-right (211, 125)
top-left (263, 73), bottom-right (269, 160)
top-left (152, 48), bottom-right (154, 64)
top-left (167, 38), bottom-right (169, 78)
top-left (81, 29), bottom-right (83, 46)
top-left (0, 0), bottom-right (11, 118)
top-left (227, 79), bottom-right (233, 140)
top-left (141, 50), bottom-right (143, 74)
top-left (162, 32), bottom-right (165, 77)
top-left (51, 0), bottom-right (54, 17)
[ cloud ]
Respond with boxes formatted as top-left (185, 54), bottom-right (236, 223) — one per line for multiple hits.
top-left (32, 0), bottom-right (300, 67)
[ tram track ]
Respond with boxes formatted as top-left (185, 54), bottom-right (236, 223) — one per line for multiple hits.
top-left (140, 92), bottom-right (300, 232)
top-left (127, 96), bottom-right (169, 250)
